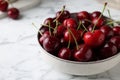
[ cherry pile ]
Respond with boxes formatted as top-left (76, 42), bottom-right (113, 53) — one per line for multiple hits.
top-left (0, 0), bottom-right (20, 19)
top-left (38, 4), bottom-right (120, 62)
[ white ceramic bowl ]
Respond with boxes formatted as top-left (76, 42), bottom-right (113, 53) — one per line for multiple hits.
top-left (37, 33), bottom-right (120, 76)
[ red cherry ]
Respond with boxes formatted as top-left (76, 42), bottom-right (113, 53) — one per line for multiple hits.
top-left (40, 26), bottom-right (49, 34)
top-left (91, 11), bottom-right (102, 19)
top-left (0, 0), bottom-right (8, 12)
top-left (77, 11), bottom-right (90, 20)
top-left (110, 36), bottom-right (120, 49)
top-left (44, 18), bottom-right (55, 28)
top-left (64, 28), bottom-right (81, 43)
top-left (83, 30), bottom-right (105, 48)
top-left (39, 31), bottom-right (50, 45)
top-left (54, 25), bottom-right (66, 38)
top-left (74, 45), bottom-right (92, 62)
top-left (63, 18), bottom-right (77, 29)
top-left (100, 42), bottom-right (117, 59)
top-left (87, 24), bottom-right (95, 31)
top-left (113, 26), bottom-right (120, 36)
top-left (56, 10), bottom-right (70, 22)
top-left (43, 36), bottom-right (60, 52)
top-left (92, 17), bottom-right (105, 28)
top-left (100, 25), bottom-right (114, 39)
top-left (7, 8), bottom-right (20, 19)
top-left (58, 48), bottom-right (71, 60)
top-left (80, 20), bottom-right (90, 28)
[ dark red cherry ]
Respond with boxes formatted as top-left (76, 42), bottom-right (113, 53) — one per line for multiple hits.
top-left (54, 25), bottom-right (66, 38)
top-left (56, 10), bottom-right (70, 22)
top-left (110, 36), bottom-right (120, 50)
top-left (7, 8), bottom-right (20, 19)
top-left (74, 45), bottom-right (92, 62)
top-left (113, 26), bottom-right (120, 36)
top-left (80, 20), bottom-right (90, 28)
top-left (100, 42), bottom-right (117, 59)
top-left (77, 11), bottom-right (90, 20)
top-left (100, 25), bottom-right (114, 39)
top-left (39, 31), bottom-right (50, 45)
top-left (87, 24), bottom-right (95, 31)
top-left (91, 11), bottom-right (102, 19)
top-left (40, 26), bottom-right (49, 34)
top-left (43, 36), bottom-right (60, 52)
top-left (0, 0), bottom-right (8, 12)
top-left (63, 18), bottom-right (77, 29)
top-left (64, 28), bottom-right (81, 43)
top-left (44, 18), bottom-right (55, 28)
top-left (92, 17), bottom-right (105, 28)
top-left (58, 48), bottom-right (71, 60)
top-left (83, 30), bottom-right (105, 48)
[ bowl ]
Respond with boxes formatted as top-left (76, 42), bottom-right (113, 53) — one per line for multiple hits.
top-left (37, 32), bottom-right (120, 76)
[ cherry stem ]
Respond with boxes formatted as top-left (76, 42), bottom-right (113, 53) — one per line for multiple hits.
top-left (41, 24), bottom-right (54, 30)
top-left (32, 23), bottom-right (43, 36)
top-left (107, 9), bottom-right (112, 19)
top-left (67, 37), bottom-right (71, 48)
top-left (77, 21), bottom-right (82, 30)
top-left (67, 28), bottom-right (79, 50)
top-left (53, 20), bottom-right (59, 34)
top-left (106, 20), bottom-right (120, 25)
top-left (81, 21), bottom-right (88, 32)
top-left (85, 19), bottom-right (92, 23)
top-left (92, 2), bottom-right (107, 32)
top-left (53, 5), bottom-right (65, 22)
top-left (48, 21), bottom-right (52, 36)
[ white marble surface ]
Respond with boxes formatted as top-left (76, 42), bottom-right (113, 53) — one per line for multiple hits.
top-left (0, 0), bottom-right (120, 80)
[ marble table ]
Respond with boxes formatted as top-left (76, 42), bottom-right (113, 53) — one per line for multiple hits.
top-left (0, 0), bottom-right (120, 80)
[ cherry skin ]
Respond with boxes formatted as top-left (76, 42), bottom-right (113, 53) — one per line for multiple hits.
top-left (44, 18), bottom-right (55, 28)
top-left (92, 17), bottom-right (105, 28)
top-left (39, 31), bottom-right (50, 45)
top-left (0, 0), bottom-right (8, 12)
top-left (7, 8), bottom-right (20, 19)
top-left (100, 42), bottom-right (117, 59)
top-left (80, 19), bottom-right (90, 28)
top-left (83, 30), bottom-right (105, 48)
top-left (63, 18), bottom-right (77, 29)
top-left (77, 11), bottom-right (90, 20)
top-left (74, 45), bottom-right (92, 62)
top-left (54, 25), bottom-right (66, 38)
top-left (56, 10), bottom-right (70, 23)
top-left (64, 28), bottom-right (81, 43)
top-left (110, 36), bottom-right (120, 50)
top-left (91, 11), bottom-right (102, 19)
top-left (43, 36), bottom-right (60, 52)
top-left (58, 48), bottom-right (71, 60)
top-left (87, 24), bottom-right (95, 31)
top-left (40, 26), bottom-right (49, 34)
top-left (100, 25), bottom-right (114, 39)
top-left (113, 26), bottom-right (120, 36)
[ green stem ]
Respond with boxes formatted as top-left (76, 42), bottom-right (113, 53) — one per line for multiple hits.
top-left (81, 22), bottom-right (88, 32)
top-left (48, 21), bottom-right (52, 36)
top-left (77, 21), bottom-right (82, 30)
top-left (41, 24), bottom-right (54, 30)
top-left (32, 23), bottom-right (42, 35)
top-left (92, 2), bottom-right (107, 32)
top-left (53, 5), bottom-right (65, 22)
top-left (67, 28), bottom-right (79, 50)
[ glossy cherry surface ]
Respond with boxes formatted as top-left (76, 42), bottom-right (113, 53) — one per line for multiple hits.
top-left (0, 0), bottom-right (8, 12)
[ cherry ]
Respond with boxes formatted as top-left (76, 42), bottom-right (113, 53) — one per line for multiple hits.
top-left (100, 25), bottom-right (114, 39)
top-left (58, 48), bottom-right (71, 60)
top-left (43, 36), bottom-right (60, 52)
top-left (100, 42), bottom-right (117, 59)
top-left (80, 20), bottom-right (90, 28)
top-left (83, 30), bottom-right (105, 48)
top-left (40, 26), bottom-right (49, 34)
top-left (74, 45), bottom-right (92, 62)
top-left (7, 8), bottom-right (20, 19)
top-left (63, 18), bottom-right (77, 29)
top-left (92, 17), bottom-right (105, 28)
top-left (113, 26), bottom-right (120, 36)
top-left (64, 28), bottom-right (81, 43)
top-left (91, 11), bottom-right (102, 19)
top-left (0, 0), bottom-right (8, 12)
top-left (56, 10), bottom-right (70, 23)
top-left (77, 11), bottom-right (90, 20)
top-left (110, 36), bottom-right (120, 50)
top-left (54, 25), bottom-right (66, 38)
top-left (87, 24), bottom-right (95, 31)
top-left (39, 31), bottom-right (50, 45)
top-left (44, 18), bottom-right (55, 28)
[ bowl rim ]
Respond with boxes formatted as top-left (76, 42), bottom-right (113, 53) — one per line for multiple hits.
top-left (37, 32), bottom-right (120, 64)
